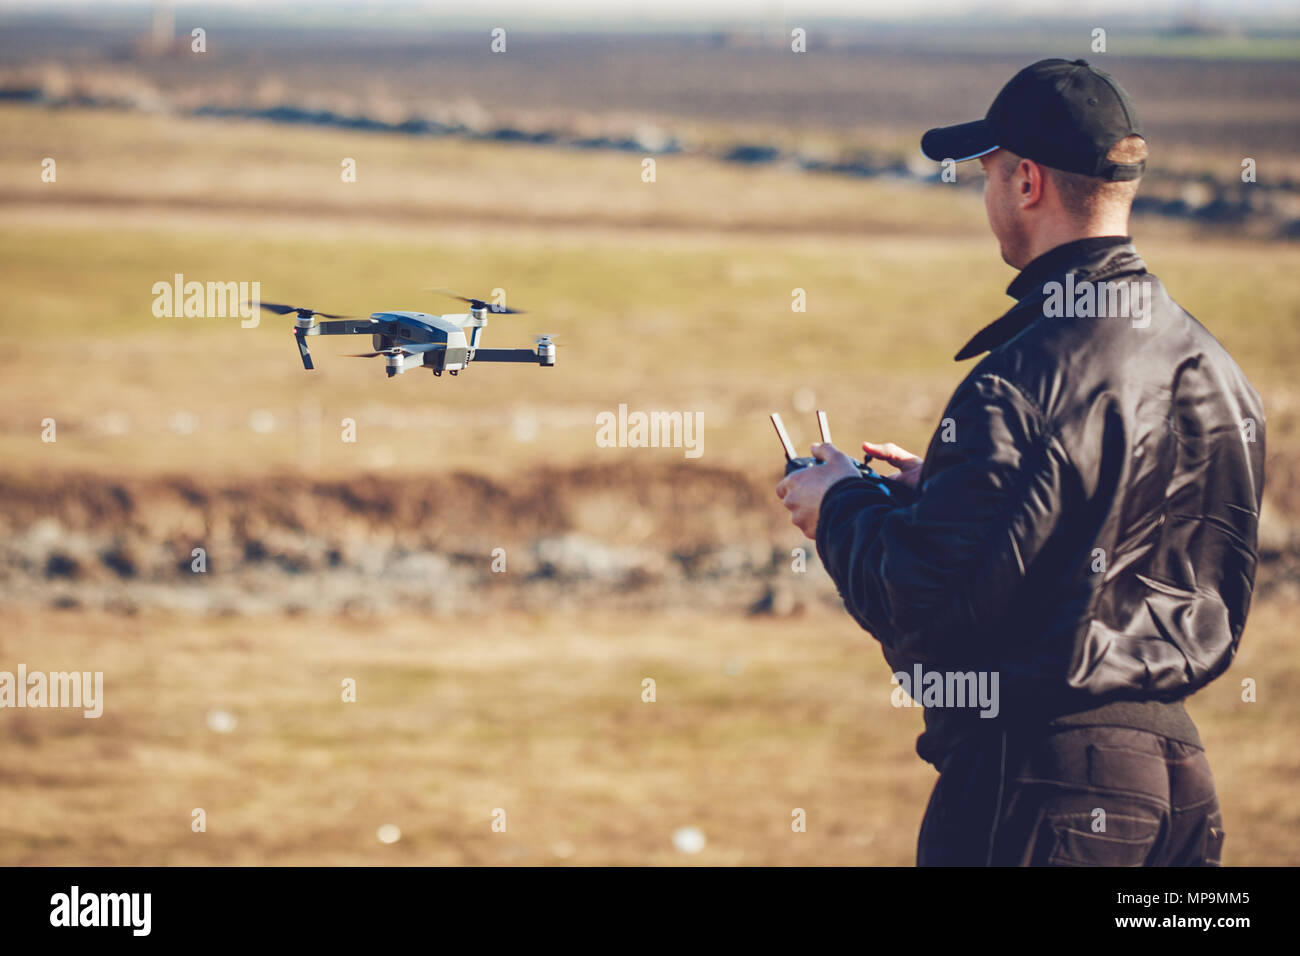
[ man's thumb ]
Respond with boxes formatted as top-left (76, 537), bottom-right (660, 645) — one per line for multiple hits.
top-left (811, 441), bottom-right (839, 462)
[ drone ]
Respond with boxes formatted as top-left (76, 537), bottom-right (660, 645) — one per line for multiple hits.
top-left (256, 290), bottom-right (556, 378)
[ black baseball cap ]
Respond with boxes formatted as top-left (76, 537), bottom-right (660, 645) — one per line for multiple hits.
top-left (920, 58), bottom-right (1145, 181)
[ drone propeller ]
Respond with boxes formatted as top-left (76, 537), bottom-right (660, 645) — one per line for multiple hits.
top-left (431, 288), bottom-right (526, 315)
top-left (253, 301), bottom-right (355, 319)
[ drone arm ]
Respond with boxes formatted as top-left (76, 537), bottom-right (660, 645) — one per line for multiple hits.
top-left (473, 348), bottom-right (552, 366)
top-left (312, 319), bottom-right (381, 336)
top-left (293, 328), bottom-right (314, 370)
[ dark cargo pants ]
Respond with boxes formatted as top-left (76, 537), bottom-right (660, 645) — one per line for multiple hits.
top-left (917, 725), bottom-right (1225, 866)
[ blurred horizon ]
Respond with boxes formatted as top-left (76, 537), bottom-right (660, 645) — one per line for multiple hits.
top-left (2, 0), bottom-right (1299, 36)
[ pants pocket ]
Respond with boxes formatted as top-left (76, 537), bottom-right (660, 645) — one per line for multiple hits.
top-left (1042, 810), bottom-right (1161, 867)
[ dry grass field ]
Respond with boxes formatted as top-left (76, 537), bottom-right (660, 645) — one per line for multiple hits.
top-left (1, 27), bottom-right (1298, 866)
top-left (3, 601), bottom-right (1296, 866)
top-left (3, 108), bottom-right (1297, 478)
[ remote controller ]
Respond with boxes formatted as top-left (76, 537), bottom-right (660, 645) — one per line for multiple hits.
top-left (771, 410), bottom-right (916, 506)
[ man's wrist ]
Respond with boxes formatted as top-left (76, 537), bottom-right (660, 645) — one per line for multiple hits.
top-left (815, 472), bottom-right (907, 552)
top-left (815, 473), bottom-right (868, 546)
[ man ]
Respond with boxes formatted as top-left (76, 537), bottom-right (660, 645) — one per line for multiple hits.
top-left (776, 59), bottom-right (1265, 866)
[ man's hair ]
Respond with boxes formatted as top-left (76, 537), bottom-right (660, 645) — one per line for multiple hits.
top-left (999, 135), bottom-right (1148, 223)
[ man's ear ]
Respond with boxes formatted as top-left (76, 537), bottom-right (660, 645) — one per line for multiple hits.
top-left (1018, 159), bottom-right (1046, 209)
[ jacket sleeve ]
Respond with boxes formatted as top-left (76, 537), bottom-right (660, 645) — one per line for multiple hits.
top-left (815, 371), bottom-right (1067, 664)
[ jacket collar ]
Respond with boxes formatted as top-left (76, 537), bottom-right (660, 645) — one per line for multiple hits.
top-left (954, 236), bottom-right (1144, 361)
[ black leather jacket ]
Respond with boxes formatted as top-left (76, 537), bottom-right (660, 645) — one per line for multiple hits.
top-left (816, 237), bottom-right (1266, 767)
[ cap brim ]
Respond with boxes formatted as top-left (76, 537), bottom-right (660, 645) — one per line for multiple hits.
top-left (920, 119), bottom-right (999, 163)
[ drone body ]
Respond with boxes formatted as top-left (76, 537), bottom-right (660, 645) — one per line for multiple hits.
top-left (262, 294), bottom-right (556, 379)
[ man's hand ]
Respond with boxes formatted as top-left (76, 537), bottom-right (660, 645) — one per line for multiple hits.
top-left (862, 441), bottom-right (924, 491)
top-left (775, 442), bottom-right (862, 540)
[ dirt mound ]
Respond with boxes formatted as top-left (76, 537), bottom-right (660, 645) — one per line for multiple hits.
top-left (3, 463), bottom-right (1296, 617)
top-left (0, 466), bottom-right (824, 616)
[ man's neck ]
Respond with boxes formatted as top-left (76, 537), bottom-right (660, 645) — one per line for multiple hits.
top-left (1020, 221), bottom-right (1130, 268)
top-left (1006, 234), bottom-right (1134, 301)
